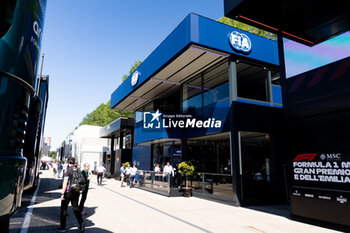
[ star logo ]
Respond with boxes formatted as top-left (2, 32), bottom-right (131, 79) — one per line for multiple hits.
top-left (143, 110), bottom-right (162, 129)
top-left (151, 109), bottom-right (161, 122)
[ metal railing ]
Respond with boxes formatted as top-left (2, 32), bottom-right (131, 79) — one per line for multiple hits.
top-left (190, 172), bottom-right (233, 201)
top-left (135, 171), bottom-right (234, 200)
top-left (136, 170), bottom-right (171, 196)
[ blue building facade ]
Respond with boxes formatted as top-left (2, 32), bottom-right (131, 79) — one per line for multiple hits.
top-left (111, 13), bottom-right (284, 205)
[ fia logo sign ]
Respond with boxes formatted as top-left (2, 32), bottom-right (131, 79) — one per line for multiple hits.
top-left (131, 71), bottom-right (139, 87)
top-left (229, 31), bottom-right (252, 53)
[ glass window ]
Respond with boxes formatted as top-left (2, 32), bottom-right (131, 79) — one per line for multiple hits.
top-left (123, 134), bottom-right (132, 149)
top-left (203, 61), bottom-right (229, 107)
top-left (114, 137), bottom-right (120, 150)
top-left (271, 70), bottom-right (281, 86)
top-left (237, 62), bottom-right (269, 102)
top-left (182, 74), bottom-right (202, 113)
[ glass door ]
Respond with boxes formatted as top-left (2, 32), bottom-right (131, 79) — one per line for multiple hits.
top-left (239, 131), bottom-right (272, 201)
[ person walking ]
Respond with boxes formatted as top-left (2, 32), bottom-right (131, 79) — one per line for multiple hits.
top-left (79, 163), bottom-right (91, 216)
top-left (120, 163), bottom-right (125, 187)
top-left (52, 162), bottom-right (58, 177)
top-left (62, 162), bottom-right (68, 174)
top-left (97, 163), bottom-right (106, 186)
top-left (129, 164), bottom-right (138, 188)
top-left (57, 157), bottom-right (85, 233)
top-left (57, 162), bottom-right (63, 178)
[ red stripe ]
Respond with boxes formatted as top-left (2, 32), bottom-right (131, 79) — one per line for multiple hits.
top-left (281, 31), bottom-right (314, 45)
top-left (307, 67), bottom-right (328, 87)
top-left (288, 74), bottom-right (307, 93)
top-left (238, 15), bottom-right (279, 31)
top-left (329, 59), bottom-right (350, 80)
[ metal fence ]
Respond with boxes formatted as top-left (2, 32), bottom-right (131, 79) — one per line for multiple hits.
top-left (136, 170), bottom-right (171, 196)
top-left (191, 173), bottom-right (234, 201)
top-left (135, 171), bottom-right (234, 200)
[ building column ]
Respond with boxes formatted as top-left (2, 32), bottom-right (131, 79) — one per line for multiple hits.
top-left (228, 60), bottom-right (238, 102)
top-left (267, 70), bottom-right (273, 106)
top-left (228, 59), bottom-right (241, 205)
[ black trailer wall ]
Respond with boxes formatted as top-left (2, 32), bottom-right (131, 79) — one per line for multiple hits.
top-left (285, 57), bottom-right (350, 227)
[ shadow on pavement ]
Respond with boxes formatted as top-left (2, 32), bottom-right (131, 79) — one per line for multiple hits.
top-left (246, 205), bottom-right (350, 232)
top-left (291, 214), bottom-right (350, 232)
top-left (10, 175), bottom-right (104, 233)
top-left (20, 226), bottom-right (114, 233)
top-left (246, 205), bottom-right (291, 219)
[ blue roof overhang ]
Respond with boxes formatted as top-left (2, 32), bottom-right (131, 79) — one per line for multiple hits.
top-left (111, 13), bottom-right (279, 111)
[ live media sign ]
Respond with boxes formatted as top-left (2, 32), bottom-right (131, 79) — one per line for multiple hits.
top-left (290, 152), bottom-right (350, 226)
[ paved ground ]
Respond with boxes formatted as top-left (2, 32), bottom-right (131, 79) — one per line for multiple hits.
top-left (9, 170), bottom-right (347, 233)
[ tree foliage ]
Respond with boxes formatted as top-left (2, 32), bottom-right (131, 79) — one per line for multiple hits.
top-left (122, 60), bottom-right (142, 81)
top-left (217, 17), bottom-right (277, 41)
top-left (178, 161), bottom-right (195, 188)
top-left (49, 151), bottom-right (57, 159)
top-left (79, 100), bottom-right (134, 127)
top-left (79, 61), bottom-right (142, 127)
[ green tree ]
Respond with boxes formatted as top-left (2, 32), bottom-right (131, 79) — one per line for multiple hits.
top-left (79, 100), bottom-right (134, 127)
top-left (178, 161), bottom-right (195, 188)
top-left (217, 17), bottom-right (277, 41)
top-left (122, 60), bottom-right (142, 81)
top-left (49, 151), bottom-right (57, 159)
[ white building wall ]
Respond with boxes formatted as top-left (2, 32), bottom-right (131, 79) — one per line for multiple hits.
top-left (71, 125), bottom-right (107, 171)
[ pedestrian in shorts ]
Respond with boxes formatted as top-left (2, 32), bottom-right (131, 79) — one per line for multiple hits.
top-left (120, 163), bottom-right (125, 187)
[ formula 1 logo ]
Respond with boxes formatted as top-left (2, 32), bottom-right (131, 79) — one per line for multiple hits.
top-left (293, 153), bottom-right (318, 161)
top-left (229, 31), bottom-right (252, 53)
top-left (143, 110), bottom-right (162, 129)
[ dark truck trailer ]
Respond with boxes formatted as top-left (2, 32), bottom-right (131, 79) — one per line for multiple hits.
top-left (285, 57), bottom-right (350, 227)
top-left (0, 0), bottom-right (47, 231)
top-left (22, 96), bottom-right (42, 192)
top-left (23, 75), bottom-right (49, 193)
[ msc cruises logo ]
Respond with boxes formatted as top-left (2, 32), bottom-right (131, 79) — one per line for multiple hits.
top-left (143, 110), bottom-right (222, 130)
top-left (229, 31), bottom-right (252, 53)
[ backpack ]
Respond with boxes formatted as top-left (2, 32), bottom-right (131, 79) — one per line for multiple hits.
top-left (69, 168), bottom-right (86, 192)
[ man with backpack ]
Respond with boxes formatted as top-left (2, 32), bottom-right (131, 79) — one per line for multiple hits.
top-left (57, 157), bottom-right (86, 233)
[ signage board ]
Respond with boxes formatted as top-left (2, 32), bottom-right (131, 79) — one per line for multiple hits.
top-left (290, 152), bottom-right (350, 226)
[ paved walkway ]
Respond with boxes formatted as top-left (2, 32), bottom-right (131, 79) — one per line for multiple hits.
top-left (10, 170), bottom-right (343, 233)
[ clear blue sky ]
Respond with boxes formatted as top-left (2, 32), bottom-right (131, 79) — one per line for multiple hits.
top-left (41, 1), bottom-right (350, 150)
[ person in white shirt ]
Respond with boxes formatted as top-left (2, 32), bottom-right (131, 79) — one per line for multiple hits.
top-left (124, 164), bottom-right (131, 186)
top-left (163, 161), bottom-right (174, 183)
top-left (97, 163), bottom-right (106, 186)
top-left (154, 164), bottom-right (161, 173)
top-left (62, 162), bottom-right (68, 174)
top-left (129, 164), bottom-right (138, 188)
top-left (154, 163), bottom-right (161, 181)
